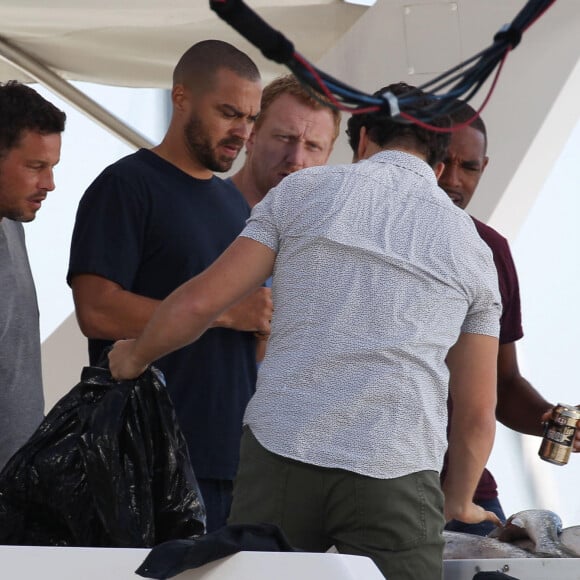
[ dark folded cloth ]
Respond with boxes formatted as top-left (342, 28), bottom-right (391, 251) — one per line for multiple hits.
top-left (473, 572), bottom-right (520, 580)
top-left (136, 523), bottom-right (299, 579)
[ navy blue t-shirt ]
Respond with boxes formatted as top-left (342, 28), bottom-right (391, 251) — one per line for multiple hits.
top-left (68, 149), bottom-right (257, 480)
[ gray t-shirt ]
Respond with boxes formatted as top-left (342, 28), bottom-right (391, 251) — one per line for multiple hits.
top-left (0, 219), bottom-right (44, 470)
top-left (240, 150), bottom-right (501, 480)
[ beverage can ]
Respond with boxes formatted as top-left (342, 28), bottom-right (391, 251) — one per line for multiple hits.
top-left (538, 403), bottom-right (580, 466)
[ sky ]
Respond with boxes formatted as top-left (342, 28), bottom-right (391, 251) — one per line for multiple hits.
top-left (24, 80), bottom-right (580, 528)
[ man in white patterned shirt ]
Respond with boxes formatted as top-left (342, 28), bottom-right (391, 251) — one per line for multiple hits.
top-left (108, 83), bottom-right (501, 580)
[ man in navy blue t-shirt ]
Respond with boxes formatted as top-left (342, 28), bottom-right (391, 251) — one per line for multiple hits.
top-left (67, 40), bottom-right (273, 533)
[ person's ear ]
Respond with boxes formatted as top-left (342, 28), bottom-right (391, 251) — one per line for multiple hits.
top-left (433, 161), bottom-right (445, 180)
top-left (172, 84), bottom-right (190, 113)
top-left (356, 126), bottom-right (368, 161)
top-left (482, 155), bottom-right (489, 174)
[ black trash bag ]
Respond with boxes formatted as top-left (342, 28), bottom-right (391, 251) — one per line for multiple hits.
top-left (0, 365), bottom-right (205, 547)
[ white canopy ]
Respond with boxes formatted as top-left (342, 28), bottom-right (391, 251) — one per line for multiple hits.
top-left (0, 0), bottom-right (366, 88)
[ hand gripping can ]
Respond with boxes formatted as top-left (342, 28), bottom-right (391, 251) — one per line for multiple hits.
top-left (539, 403), bottom-right (580, 466)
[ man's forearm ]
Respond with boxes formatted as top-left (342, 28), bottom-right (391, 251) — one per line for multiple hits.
top-left (73, 281), bottom-right (160, 340)
top-left (496, 375), bottom-right (552, 436)
top-left (444, 413), bottom-right (496, 520)
top-left (445, 332), bottom-right (498, 522)
top-left (495, 341), bottom-right (553, 436)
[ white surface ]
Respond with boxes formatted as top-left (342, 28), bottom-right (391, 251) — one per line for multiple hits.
top-left (0, 546), bottom-right (149, 579)
top-left (444, 557), bottom-right (580, 580)
top-left (7, 545), bottom-right (580, 580)
top-left (172, 551), bottom-right (385, 580)
top-left (0, 547), bottom-right (385, 580)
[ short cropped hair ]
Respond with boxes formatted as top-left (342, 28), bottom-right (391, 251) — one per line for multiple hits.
top-left (346, 82), bottom-right (450, 167)
top-left (0, 81), bottom-right (66, 158)
top-left (446, 100), bottom-right (488, 153)
top-left (173, 39), bottom-right (260, 92)
top-left (256, 74), bottom-right (341, 142)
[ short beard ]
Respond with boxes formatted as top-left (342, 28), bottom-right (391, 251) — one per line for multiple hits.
top-left (0, 177), bottom-right (35, 222)
top-left (184, 115), bottom-right (243, 173)
top-left (0, 204), bottom-right (36, 222)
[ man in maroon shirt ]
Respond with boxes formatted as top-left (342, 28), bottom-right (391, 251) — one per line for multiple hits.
top-left (438, 102), bottom-right (565, 535)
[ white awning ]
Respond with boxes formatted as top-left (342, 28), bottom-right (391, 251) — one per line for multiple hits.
top-left (0, 0), bottom-right (366, 88)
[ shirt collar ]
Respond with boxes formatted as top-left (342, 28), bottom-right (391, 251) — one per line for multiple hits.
top-left (367, 149), bottom-right (437, 184)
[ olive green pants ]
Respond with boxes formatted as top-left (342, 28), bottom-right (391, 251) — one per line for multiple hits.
top-left (228, 428), bottom-right (445, 580)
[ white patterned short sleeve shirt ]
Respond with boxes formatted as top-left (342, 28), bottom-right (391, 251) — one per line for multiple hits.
top-left (240, 150), bottom-right (501, 479)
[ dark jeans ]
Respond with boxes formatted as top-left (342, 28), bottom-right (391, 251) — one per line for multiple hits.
top-left (444, 497), bottom-right (506, 536)
top-left (229, 428), bottom-right (445, 580)
top-left (197, 477), bottom-right (234, 533)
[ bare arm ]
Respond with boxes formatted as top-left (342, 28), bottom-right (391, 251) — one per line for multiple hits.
top-left (444, 332), bottom-right (500, 526)
top-left (212, 286), bottom-right (273, 336)
top-left (496, 342), bottom-right (580, 452)
top-left (108, 237), bottom-right (275, 379)
top-left (495, 341), bottom-right (552, 436)
top-left (71, 273), bottom-right (159, 340)
top-left (72, 269), bottom-right (273, 341)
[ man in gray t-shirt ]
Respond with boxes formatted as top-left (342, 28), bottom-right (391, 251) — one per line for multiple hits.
top-left (0, 81), bottom-right (65, 470)
top-left (108, 83), bottom-right (501, 580)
